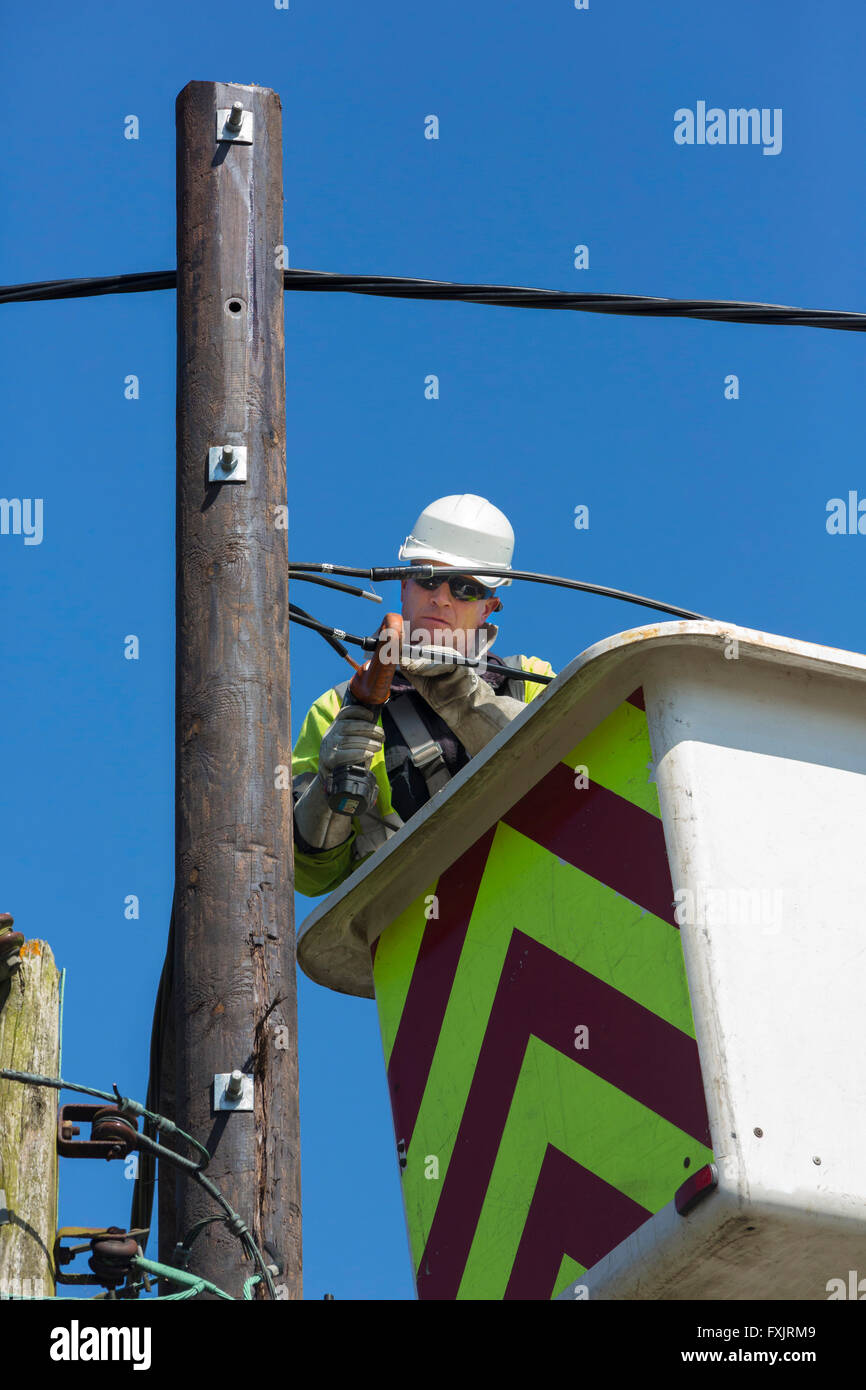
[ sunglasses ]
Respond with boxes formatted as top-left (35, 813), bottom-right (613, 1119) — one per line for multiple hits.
top-left (407, 571), bottom-right (493, 603)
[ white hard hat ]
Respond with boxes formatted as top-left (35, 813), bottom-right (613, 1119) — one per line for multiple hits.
top-left (398, 494), bottom-right (514, 588)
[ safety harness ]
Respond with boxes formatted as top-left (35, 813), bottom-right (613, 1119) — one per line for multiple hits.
top-left (332, 657), bottom-right (525, 806)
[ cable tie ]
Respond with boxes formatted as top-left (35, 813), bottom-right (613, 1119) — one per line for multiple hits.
top-left (172, 1243), bottom-right (191, 1271)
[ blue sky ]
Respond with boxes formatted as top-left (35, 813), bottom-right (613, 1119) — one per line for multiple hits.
top-left (1, 0), bottom-right (863, 1300)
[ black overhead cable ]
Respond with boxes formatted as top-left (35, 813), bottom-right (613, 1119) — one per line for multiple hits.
top-left (289, 561), bottom-right (709, 622)
top-left (280, 270), bottom-right (866, 332)
top-left (1, 267), bottom-right (864, 332)
top-left (0, 271), bottom-right (176, 303)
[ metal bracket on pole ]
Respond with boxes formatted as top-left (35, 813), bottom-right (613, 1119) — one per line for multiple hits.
top-left (0, 922), bottom-right (24, 981)
top-left (208, 444), bottom-right (248, 482)
top-left (213, 1071), bottom-right (254, 1112)
top-left (216, 102), bottom-right (254, 144)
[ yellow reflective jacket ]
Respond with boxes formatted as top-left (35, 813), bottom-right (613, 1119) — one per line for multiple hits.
top-left (291, 654), bottom-right (555, 898)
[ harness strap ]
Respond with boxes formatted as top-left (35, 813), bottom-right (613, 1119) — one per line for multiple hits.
top-left (331, 658), bottom-right (526, 806)
top-left (331, 676), bottom-right (450, 801)
top-left (385, 693), bottom-right (452, 797)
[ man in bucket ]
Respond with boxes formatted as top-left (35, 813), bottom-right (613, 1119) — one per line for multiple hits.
top-left (291, 494), bottom-right (555, 896)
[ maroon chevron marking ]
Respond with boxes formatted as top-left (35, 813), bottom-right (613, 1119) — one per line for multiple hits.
top-left (505, 1145), bottom-right (651, 1299)
top-left (502, 761), bottom-right (676, 926)
top-left (626, 687), bottom-right (645, 710)
top-left (416, 929), bottom-right (710, 1299)
top-left (385, 825), bottom-right (498, 1150)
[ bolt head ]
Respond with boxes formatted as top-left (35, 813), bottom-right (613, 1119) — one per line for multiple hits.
top-left (225, 1069), bottom-right (246, 1100)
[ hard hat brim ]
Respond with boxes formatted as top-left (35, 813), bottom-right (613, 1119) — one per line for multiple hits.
top-left (398, 538), bottom-right (512, 587)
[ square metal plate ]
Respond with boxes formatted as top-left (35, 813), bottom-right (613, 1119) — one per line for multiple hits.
top-left (208, 445), bottom-right (248, 482)
top-left (213, 1073), bottom-right (254, 1112)
top-left (216, 108), bottom-right (254, 144)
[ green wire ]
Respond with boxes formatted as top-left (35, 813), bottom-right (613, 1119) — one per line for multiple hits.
top-left (0, 1069), bottom-right (115, 1102)
top-left (57, 968), bottom-right (66, 1075)
top-left (0, 1070), bottom-right (210, 1165)
top-left (0, 1069), bottom-right (276, 1300)
top-left (132, 1255), bottom-right (234, 1301)
top-left (1, 1263), bottom-right (261, 1303)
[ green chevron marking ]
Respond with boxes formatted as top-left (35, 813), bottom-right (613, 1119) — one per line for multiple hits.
top-left (560, 699), bottom-right (660, 818)
top-left (373, 881), bottom-right (437, 1068)
top-left (457, 1037), bottom-right (713, 1299)
top-left (553, 1255), bottom-right (588, 1299)
top-left (400, 821), bottom-right (698, 1273)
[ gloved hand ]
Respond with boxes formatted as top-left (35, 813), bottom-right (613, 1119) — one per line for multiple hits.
top-left (401, 661), bottom-right (526, 758)
top-left (399, 621), bottom-right (499, 678)
top-left (294, 704), bottom-right (384, 852)
top-left (319, 703), bottom-right (384, 774)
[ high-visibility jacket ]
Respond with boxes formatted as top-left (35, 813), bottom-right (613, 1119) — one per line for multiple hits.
top-left (291, 653), bottom-right (555, 898)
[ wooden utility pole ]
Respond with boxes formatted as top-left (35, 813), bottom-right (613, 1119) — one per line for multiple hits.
top-left (0, 923), bottom-right (62, 1299)
top-left (173, 81), bottom-right (300, 1298)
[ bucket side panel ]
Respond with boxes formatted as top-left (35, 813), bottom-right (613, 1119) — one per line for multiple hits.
top-left (371, 691), bottom-right (713, 1299)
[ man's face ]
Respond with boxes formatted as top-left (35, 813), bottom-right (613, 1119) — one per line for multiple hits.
top-left (400, 560), bottom-right (500, 655)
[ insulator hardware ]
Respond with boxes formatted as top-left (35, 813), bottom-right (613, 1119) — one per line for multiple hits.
top-left (57, 1103), bottom-right (139, 1159)
top-left (0, 914), bottom-right (24, 980)
top-left (54, 1225), bottom-right (149, 1288)
top-left (89, 1227), bottom-right (140, 1288)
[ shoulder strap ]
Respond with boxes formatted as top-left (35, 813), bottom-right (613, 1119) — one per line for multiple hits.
top-left (385, 693), bottom-right (452, 798)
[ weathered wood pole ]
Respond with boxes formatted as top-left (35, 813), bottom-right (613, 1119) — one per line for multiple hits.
top-left (174, 80), bottom-right (300, 1298)
top-left (0, 925), bottom-right (62, 1300)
